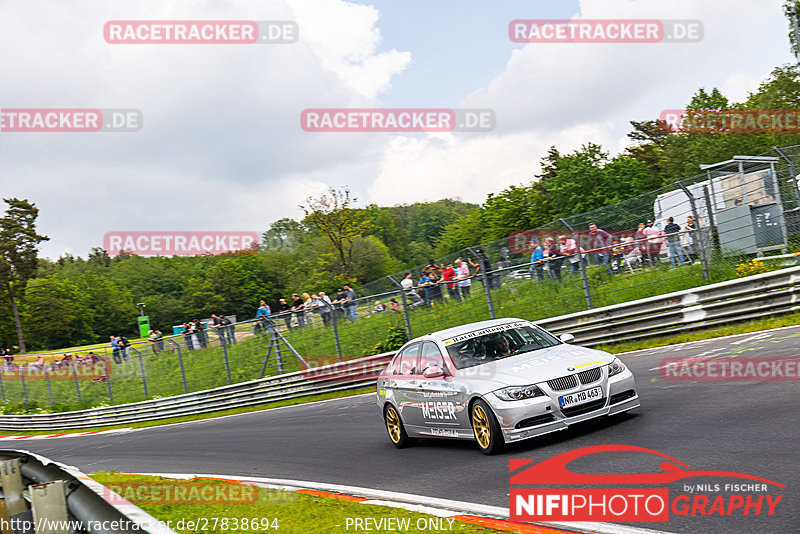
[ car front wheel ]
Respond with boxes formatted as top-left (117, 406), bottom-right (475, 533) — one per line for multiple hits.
top-left (384, 404), bottom-right (414, 448)
top-left (471, 399), bottom-right (504, 455)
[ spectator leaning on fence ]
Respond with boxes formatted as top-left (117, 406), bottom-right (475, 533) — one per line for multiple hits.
top-left (454, 259), bottom-right (472, 298)
top-left (302, 292), bottom-right (314, 326)
top-left (588, 223), bottom-right (612, 266)
top-left (643, 220), bottom-right (663, 265)
top-left (318, 292), bottom-right (333, 325)
top-left (291, 293), bottom-right (306, 328)
top-left (530, 241), bottom-right (545, 281)
top-left (558, 235), bottom-right (581, 274)
top-left (543, 237), bottom-right (562, 281)
top-left (663, 216), bottom-right (684, 266)
top-left (442, 262), bottom-right (460, 300)
top-left (342, 284), bottom-right (359, 321)
top-left (683, 216), bottom-right (697, 262)
top-left (278, 298), bottom-right (292, 329)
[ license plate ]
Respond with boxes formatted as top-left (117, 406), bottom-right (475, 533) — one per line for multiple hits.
top-left (559, 386), bottom-right (603, 408)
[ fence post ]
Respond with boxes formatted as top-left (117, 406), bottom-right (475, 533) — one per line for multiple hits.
top-left (468, 247), bottom-right (496, 319)
top-left (388, 275), bottom-right (413, 340)
top-left (218, 330), bottom-right (233, 385)
top-left (105, 358), bottom-right (114, 403)
top-left (45, 368), bottom-right (53, 406)
top-left (560, 219), bottom-right (593, 309)
top-left (774, 146), bottom-right (800, 207)
top-left (167, 339), bottom-right (188, 393)
top-left (0, 370), bottom-right (5, 402)
top-left (328, 301), bottom-right (344, 362)
top-left (702, 185), bottom-right (720, 253)
top-left (679, 181), bottom-right (709, 281)
top-left (20, 369), bottom-right (28, 404)
top-left (70, 362), bottom-right (81, 403)
top-left (129, 346), bottom-right (148, 399)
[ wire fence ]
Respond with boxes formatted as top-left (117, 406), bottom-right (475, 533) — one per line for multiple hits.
top-left (4, 146), bottom-right (800, 409)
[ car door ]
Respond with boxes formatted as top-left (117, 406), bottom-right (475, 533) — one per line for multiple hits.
top-left (415, 341), bottom-right (468, 437)
top-left (386, 343), bottom-right (422, 427)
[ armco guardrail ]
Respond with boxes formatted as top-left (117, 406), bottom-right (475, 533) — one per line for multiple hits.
top-left (0, 450), bottom-right (175, 534)
top-left (0, 353), bottom-right (394, 431)
top-left (538, 264), bottom-right (800, 346)
top-left (1, 266), bottom-right (799, 431)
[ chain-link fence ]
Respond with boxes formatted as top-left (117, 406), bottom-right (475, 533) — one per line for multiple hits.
top-left (5, 146), bottom-right (800, 410)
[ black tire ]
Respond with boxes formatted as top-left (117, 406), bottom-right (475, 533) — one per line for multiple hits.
top-left (471, 399), bottom-right (504, 455)
top-left (384, 404), bottom-right (414, 448)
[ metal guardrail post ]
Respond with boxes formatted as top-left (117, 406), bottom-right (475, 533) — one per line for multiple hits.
top-left (0, 459), bottom-right (26, 516)
top-left (679, 180), bottom-right (709, 281)
top-left (129, 346), bottom-right (148, 399)
top-left (388, 275), bottom-right (413, 340)
top-left (70, 362), bottom-right (82, 403)
top-left (167, 339), bottom-right (188, 394)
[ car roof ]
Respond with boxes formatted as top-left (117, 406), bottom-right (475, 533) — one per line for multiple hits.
top-left (417, 317), bottom-right (529, 342)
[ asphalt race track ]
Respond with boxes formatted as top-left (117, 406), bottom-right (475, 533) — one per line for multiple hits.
top-left (17, 326), bottom-right (800, 534)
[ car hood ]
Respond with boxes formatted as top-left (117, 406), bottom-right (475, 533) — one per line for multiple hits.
top-left (453, 343), bottom-right (615, 387)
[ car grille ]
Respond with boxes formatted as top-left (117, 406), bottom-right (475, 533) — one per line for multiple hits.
top-left (515, 414), bottom-right (556, 429)
top-left (578, 367), bottom-right (602, 384)
top-left (547, 375), bottom-right (578, 391)
top-left (561, 398), bottom-right (606, 417)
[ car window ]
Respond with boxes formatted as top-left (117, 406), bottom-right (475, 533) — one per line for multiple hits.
top-left (391, 343), bottom-right (421, 375)
top-left (445, 325), bottom-right (560, 369)
top-left (419, 342), bottom-right (446, 374)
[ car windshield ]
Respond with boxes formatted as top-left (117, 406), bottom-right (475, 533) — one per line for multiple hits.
top-left (445, 325), bottom-right (561, 369)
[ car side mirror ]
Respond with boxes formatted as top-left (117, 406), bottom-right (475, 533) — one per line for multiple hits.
top-left (423, 366), bottom-right (445, 378)
top-left (559, 333), bottom-right (575, 344)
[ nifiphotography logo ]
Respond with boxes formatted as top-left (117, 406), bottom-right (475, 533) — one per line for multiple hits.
top-left (510, 444), bottom-right (784, 523)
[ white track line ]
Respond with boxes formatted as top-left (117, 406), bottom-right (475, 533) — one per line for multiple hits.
top-left (127, 473), bottom-right (674, 534)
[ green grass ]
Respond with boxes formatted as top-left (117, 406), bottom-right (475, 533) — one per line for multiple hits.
top-left (0, 258), bottom-right (764, 412)
top-left (0, 387), bottom-right (375, 435)
top-left (88, 473), bottom-right (514, 534)
top-left (597, 311), bottom-right (800, 354)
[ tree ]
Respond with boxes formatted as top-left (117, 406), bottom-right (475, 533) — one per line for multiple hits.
top-left (300, 187), bottom-right (371, 278)
top-left (262, 218), bottom-right (303, 251)
top-left (0, 198), bottom-right (49, 353)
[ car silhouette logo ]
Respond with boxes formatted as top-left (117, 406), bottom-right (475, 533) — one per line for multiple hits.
top-left (510, 444), bottom-right (785, 487)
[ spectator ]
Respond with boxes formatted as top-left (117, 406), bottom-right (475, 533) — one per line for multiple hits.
top-left (643, 220), bottom-right (663, 265)
top-left (373, 300), bottom-right (386, 313)
top-left (117, 335), bottom-right (131, 361)
top-left (182, 323), bottom-right (194, 351)
top-left (401, 272), bottom-right (424, 307)
top-left (277, 298), bottom-right (292, 330)
top-left (154, 329), bottom-right (165, 351)
top-left (318, 292), bottom-right (333, 325)
top-left (193, 319), bottom-right (207, 348)
top-left (256, 300), bottom-right (271, 318)
top-left (429, 269), bottom-right (444, 303)
top-left (110, 335), bottom-right (123, 363)
top-left (418, 272), bottom-right (432, 306)
top-left (530, 241), bottom-right (545, 281)
top-left (422, 259), bottom-right (442, 279)
top-left (543, 237), bottom-right (562, 280)
top-left (683, 216), bottom-right (697, 262)
top-left (302, 292), bottom-right (315, 326)
top-left (342, 284), bottom-right (359, 322)
top-left (441, 262), bottom-right (460, 300)
top-left (663, 216), bottom-right (684, 266)
top-left (389, 298), bottom-right (401, 312)
top-left (218, 316), bottom-right (235, 345)
top-left (588, 223), bottom-right (612, 266)
top-left (454, 259), bottom-right (472, 298)
top-left (635, 223), bottom-right (647, 260)
top-left (610, 240), bottom-right (624, 272)
top-left (558, 235), bottom-right (581, 274)
top-left (148, 329), bottom-right (159, 353)
top-left (291, 293), bottom-right (306, 328)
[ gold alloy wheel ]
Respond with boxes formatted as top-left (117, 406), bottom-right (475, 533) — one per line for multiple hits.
top-left (385, 406), bottom-right (402, 443)
top-left (472, 404), bottom-right (491, 449)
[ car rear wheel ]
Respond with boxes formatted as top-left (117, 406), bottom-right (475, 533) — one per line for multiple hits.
top-left (384, 404), bottom-right (413, 448)
top-left (471, 399), bottom-right (503, 455)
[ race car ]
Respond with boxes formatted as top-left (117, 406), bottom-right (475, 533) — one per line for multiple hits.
top-left (376, 318), bottom-right (639, 454)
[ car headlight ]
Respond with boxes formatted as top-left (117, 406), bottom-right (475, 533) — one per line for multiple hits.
top-left (494, 385), bottom-right (544, 401)
top-left (607, 358), bottom-right (626, 377)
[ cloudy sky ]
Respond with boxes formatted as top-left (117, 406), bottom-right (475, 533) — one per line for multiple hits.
top-left (0, 0), bottom-right (793, 259)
